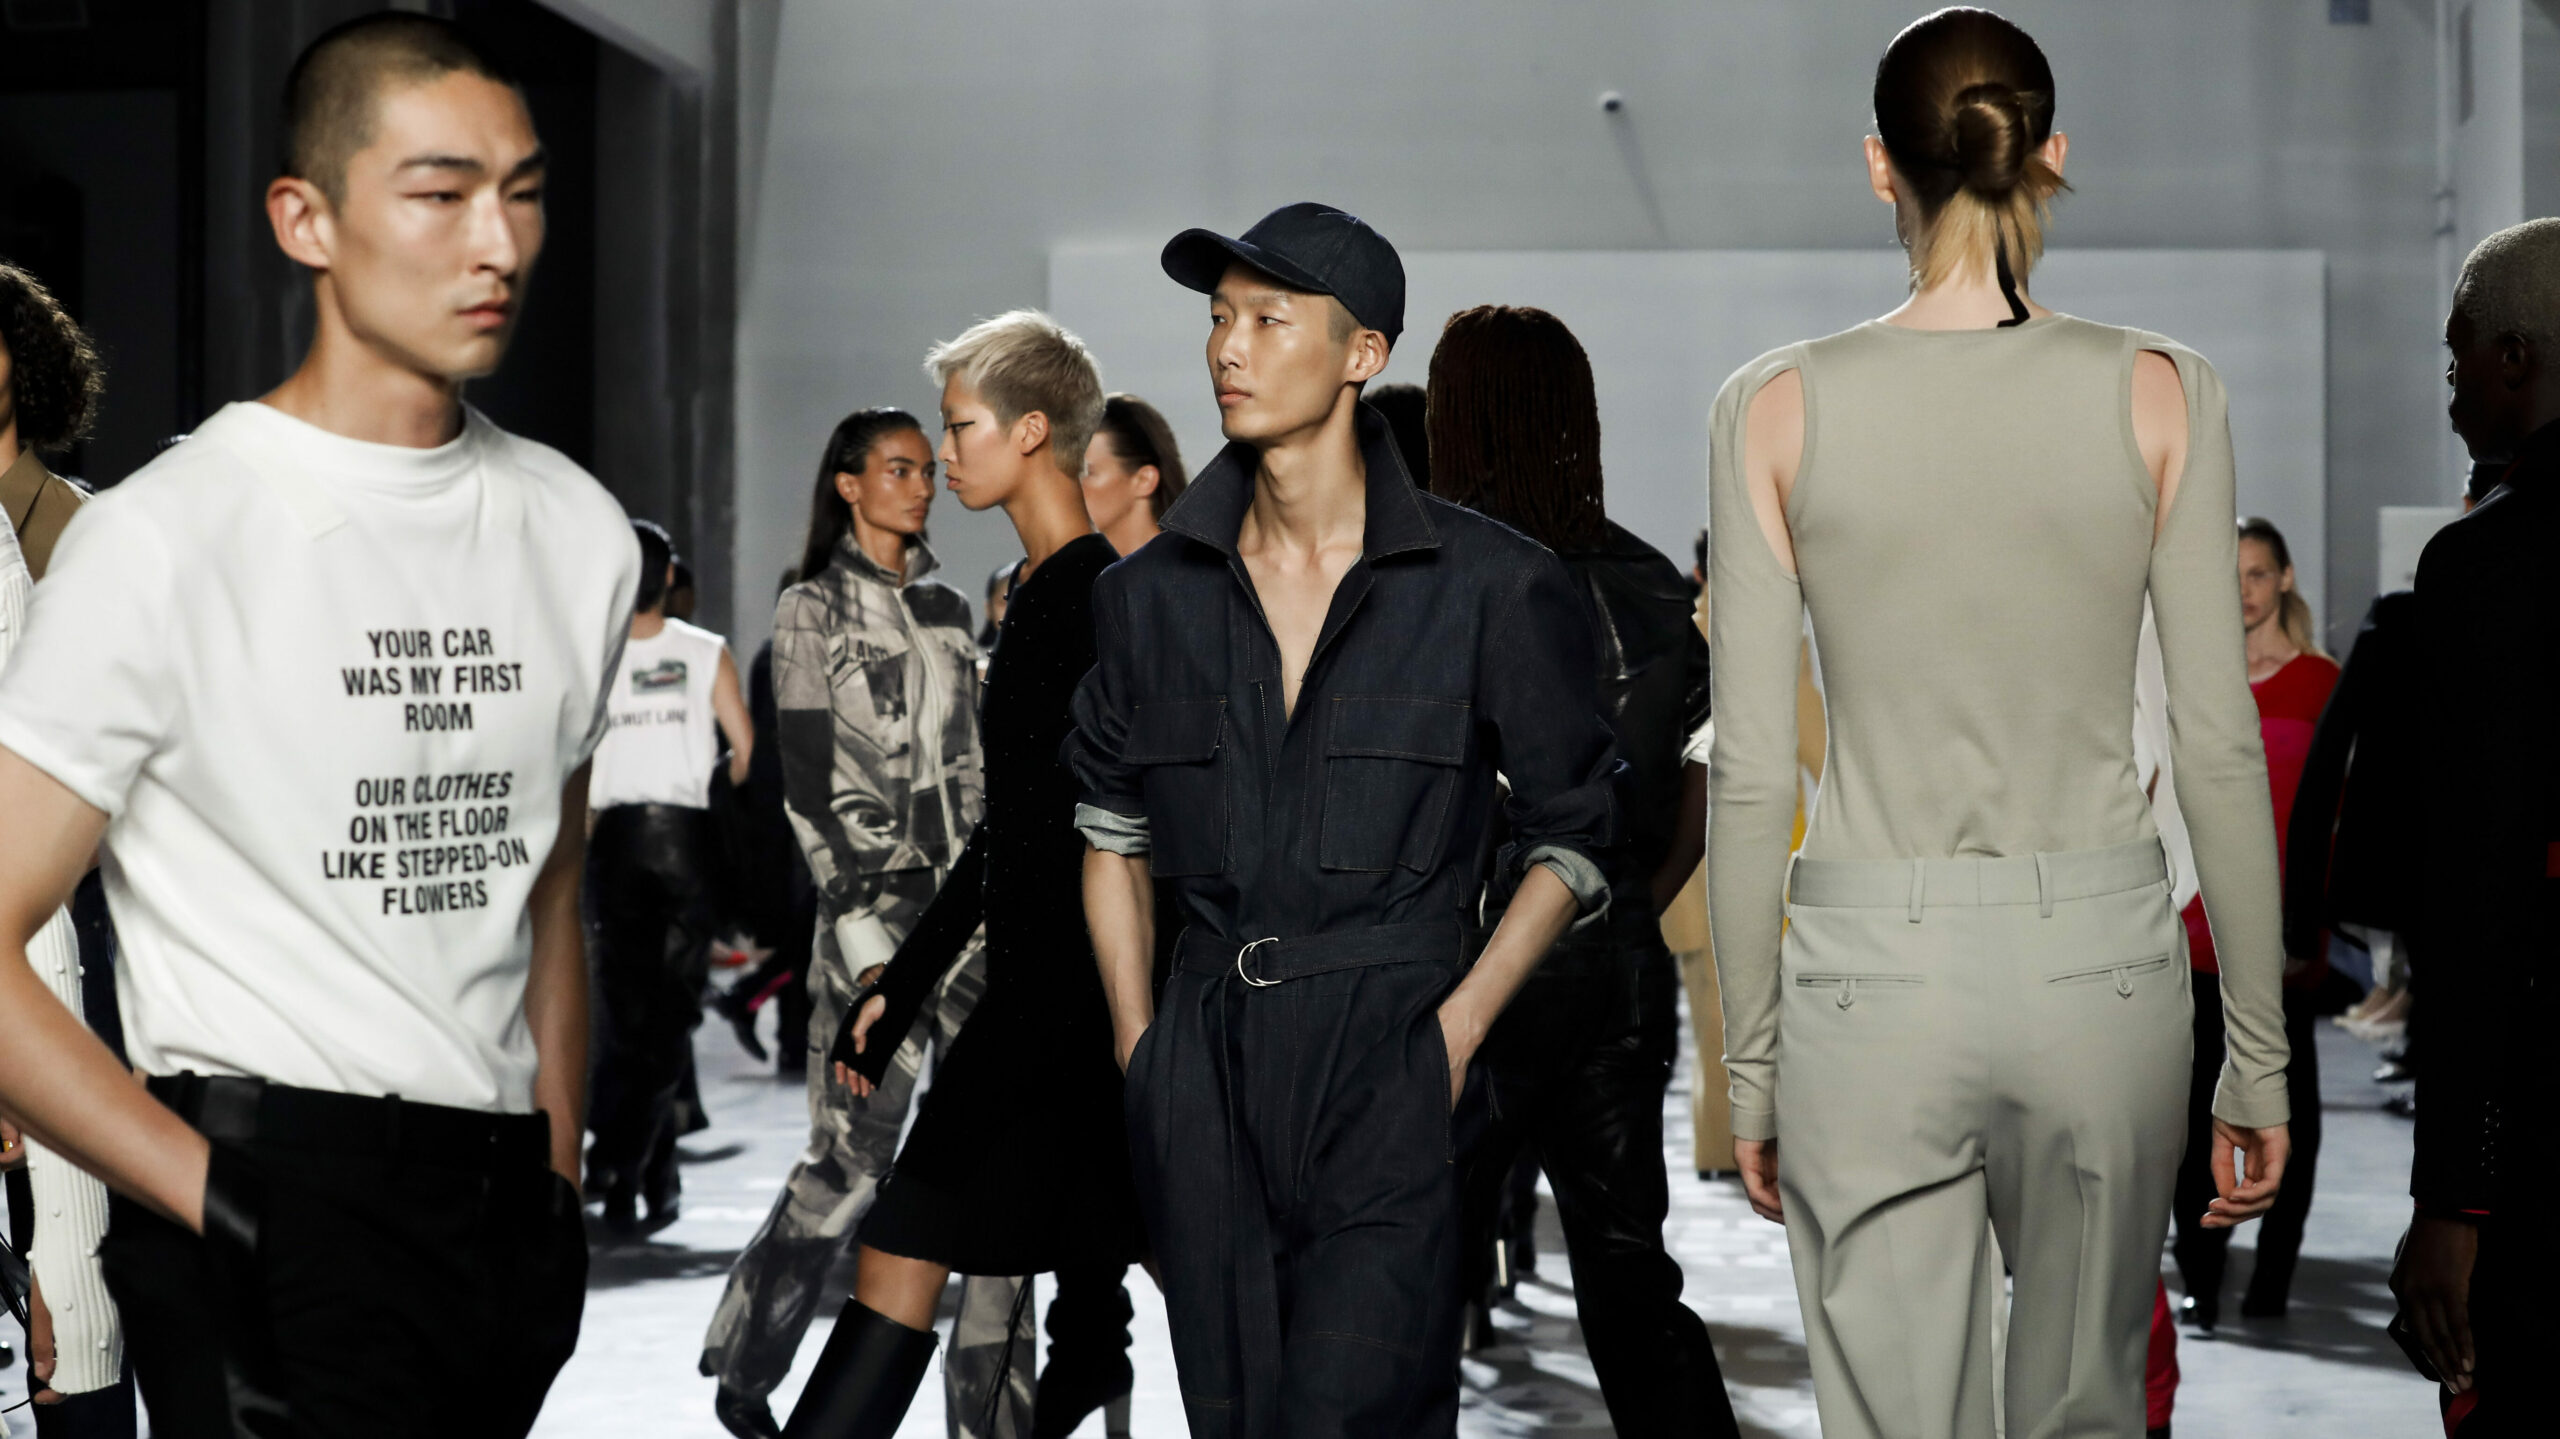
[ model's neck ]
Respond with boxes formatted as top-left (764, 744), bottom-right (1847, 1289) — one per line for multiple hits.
top-left (631, 610), bottom-right (668, 640)
top-left (1103, 509), bottom-right (1159, 558)
top-left (1002, 458), bottom-right (1095, 579)
top-left (1245, 394), bottom-right (1367, 553)
top-left (850, 515), bottom-right (910, 576)
top-left (1883, 257), bottom-right (2053, 332)
top-left (260, 298), bottom-right (467, 448)
top-left (0, 420), bottom-right (21, 476)
top-left (2244, 615), bottom-right (2297, 672)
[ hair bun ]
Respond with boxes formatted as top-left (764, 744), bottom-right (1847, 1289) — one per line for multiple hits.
top-left (1950, 81), bottom-right (2029, 196)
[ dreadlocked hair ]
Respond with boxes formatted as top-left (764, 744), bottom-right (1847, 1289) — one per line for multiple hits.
top-left (1424, 304), bottom-right (1607, 552)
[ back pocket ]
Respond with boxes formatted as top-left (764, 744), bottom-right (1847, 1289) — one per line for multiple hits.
top-left (2046, 953), bottom-right (2176, 997)
top-left (1792, 972), bottom-right (1925, 1009)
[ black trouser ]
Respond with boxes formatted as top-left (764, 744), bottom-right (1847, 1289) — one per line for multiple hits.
top-left (101, 1075), bottom-right (585, 1439)
top-left (1455, 941), bottom-right (1739, 1438)
top-left (1126, 923), bottom-right (1463, 1439)
top-left (2171, 972), bottom-right (2324, 1311)
top-left (587, 803), bottom-right (717, 1195)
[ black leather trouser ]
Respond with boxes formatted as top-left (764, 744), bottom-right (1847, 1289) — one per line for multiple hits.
top-left (1455, 938), bottom-right (1741, 1439)
top-left (586, 803), bottom-right (717, 1195)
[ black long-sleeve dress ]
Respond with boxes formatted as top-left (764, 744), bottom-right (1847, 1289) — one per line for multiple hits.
top-left (845, 532), bottom-right (1144, 1274)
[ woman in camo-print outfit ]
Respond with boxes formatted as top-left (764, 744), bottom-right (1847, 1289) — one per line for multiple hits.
top-left (701, 408), bottom-right (1032, 1439)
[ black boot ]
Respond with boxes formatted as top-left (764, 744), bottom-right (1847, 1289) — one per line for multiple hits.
top-left (713, 1385), bottom-right (783, 1439)
top-left (781, 1300), bottom-right (937, 1439)
top-left (1032, 1267), bottom-right (1134, 1439)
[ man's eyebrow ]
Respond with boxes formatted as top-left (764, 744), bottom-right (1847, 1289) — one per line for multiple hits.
top-left (505, 148), bottom-right (549, 182)
top-left (1211, 285), bottom-right (1292, 308)
top-left (394, 153), bottom-right (486, 175)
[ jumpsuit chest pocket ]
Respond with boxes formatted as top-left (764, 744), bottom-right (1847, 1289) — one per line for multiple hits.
top-left (1318, 695), bottom-right (1470, 873)
top-left (2045, 952), bottom-right (2176, 997)
top-left (1129, 697), bottom-right (1228, 877)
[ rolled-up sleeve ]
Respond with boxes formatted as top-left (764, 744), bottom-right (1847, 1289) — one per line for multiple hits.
top-left (1064, 566), bottom-right (1150, 852)
top-left (1482, 548), bottom-right (1621, 912)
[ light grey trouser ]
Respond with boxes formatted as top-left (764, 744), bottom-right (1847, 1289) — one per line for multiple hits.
top-left (701, 887), bottom-right (1032, 1438)
top-left (1775, 838), bottom-right (2189, 1439)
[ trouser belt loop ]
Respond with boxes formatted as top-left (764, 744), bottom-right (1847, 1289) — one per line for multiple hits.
top-left (1906, 859), bottom-right (1925, 923)
top-left (2035, 851), bottom-right (2055, 918)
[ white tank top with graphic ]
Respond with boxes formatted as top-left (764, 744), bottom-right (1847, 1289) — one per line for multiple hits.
top-left (590, 617), bottom-right (726, 810)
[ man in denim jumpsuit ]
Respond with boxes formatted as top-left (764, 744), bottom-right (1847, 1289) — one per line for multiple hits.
top-left (1067, 202), bottom-right (1620, 1439)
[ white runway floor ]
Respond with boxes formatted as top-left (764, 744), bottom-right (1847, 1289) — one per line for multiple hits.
top-left (0, 1002), bottom-right (2445, 1436)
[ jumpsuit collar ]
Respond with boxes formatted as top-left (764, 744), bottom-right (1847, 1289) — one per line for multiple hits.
top-left (1160, 399), bottom-right (1440, 561)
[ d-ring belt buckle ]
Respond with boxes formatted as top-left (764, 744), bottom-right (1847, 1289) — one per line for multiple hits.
top-left (1235, 937), bottom-right (1283, 988)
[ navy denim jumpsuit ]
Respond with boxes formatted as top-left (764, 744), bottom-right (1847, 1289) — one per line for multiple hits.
top-left (1065, 402), bottom-right (1619, 1439)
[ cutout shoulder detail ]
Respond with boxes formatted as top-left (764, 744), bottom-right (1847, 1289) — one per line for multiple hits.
top-left (2130, 347), bottom-right (2190, 541)
top-left (1739, 365), bottom-right (1805, 580)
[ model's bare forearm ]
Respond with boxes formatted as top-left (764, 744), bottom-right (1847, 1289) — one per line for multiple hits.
top-left (526, 768), bottom-right (592, 1181)
top-left (1083, 846), bottom-right (1156, 1059)
top-left (0, 749), bottom-right (210, 1229)
top-left (1439, 864), bottom-right (1579, 1048)
top-left (0, 958), bottom-right (208, 1230)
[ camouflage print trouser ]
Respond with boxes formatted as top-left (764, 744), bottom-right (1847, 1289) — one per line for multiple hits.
top-left (701, 870), bottom-right (1034, 1438)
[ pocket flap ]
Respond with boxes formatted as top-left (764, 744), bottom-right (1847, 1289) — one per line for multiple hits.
top-left (1325, 695), bottom-right (1470, 764)
top-left (1126, 697), bottom-right (1226, 763)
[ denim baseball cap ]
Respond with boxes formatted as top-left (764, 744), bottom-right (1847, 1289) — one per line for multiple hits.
top-left (1161, 201), bottom-right (1405, 346)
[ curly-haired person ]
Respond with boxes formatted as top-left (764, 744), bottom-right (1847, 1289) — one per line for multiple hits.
top-left (0, 257), bottom-right (130, 1428)
top-left (0, 258), bottom-right (104, 576)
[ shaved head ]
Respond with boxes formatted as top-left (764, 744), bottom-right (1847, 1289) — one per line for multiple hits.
top-left (283, 13), bottom-right (519, 205)
top-left (2455, 218), bottom-right (2560, 350)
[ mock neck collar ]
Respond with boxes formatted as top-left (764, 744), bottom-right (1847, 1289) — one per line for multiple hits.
top-left (836, 530), bottom-right (940, 586)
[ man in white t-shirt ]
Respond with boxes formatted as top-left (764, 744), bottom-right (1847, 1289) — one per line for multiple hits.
top-left (0, 15), bottom-right (635, 1438)
top-left (586, 518), bottom-right (751, 1236)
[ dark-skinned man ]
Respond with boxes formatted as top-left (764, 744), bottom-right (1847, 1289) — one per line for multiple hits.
top-left (2390, 217), bottom-right (2560, 1436)
top-left (0, 15), bottom-right (633, 1437)
top-left (1066, 203), bottom-right (1621, 1439)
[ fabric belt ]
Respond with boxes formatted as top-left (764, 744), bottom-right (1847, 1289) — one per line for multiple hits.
top-left (147, 1072), bottom-right (552, 1172)
top-left (1174, 918), bottom-right (1464, 986)
top-left (1787, 836), bottom-right (2167, 918)
top-left (1170, 917), bottom-right (1461, 1431)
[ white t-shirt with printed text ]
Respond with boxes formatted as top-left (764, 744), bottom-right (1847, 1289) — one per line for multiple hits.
top-left (0, 401), bottom-right (638, 1112)
top-left (589, 617), bottom-right (728, 811)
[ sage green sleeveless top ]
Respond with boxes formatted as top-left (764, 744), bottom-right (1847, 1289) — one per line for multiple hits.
top-left (1704, 314), bottom-right (2289, 1143)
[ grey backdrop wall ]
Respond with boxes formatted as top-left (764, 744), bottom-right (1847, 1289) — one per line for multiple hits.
top-left (734, 0), bottom-right (2442, 653)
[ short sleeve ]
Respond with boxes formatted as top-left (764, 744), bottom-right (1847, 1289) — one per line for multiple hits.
top-left (0, 494), bottom-right (185, 816)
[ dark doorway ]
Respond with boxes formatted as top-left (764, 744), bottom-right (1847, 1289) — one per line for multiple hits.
top-left (0, 0), bottom-right (204, 487)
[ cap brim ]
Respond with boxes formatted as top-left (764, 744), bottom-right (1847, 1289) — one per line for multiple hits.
top-left (1160, 229), bottom-right (1336, 302)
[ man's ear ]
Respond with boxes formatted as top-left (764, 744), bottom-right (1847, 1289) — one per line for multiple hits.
top-left (267, 175), bottom-right (335, 271)
top-left (2499, 333), bottom-right (2537, 392)
top-left (1013, 410), bottom-right (1051, 456)
top-left (1346, 330), bottom-right (1390, 387)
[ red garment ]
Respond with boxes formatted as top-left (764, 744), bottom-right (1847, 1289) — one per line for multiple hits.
top-left (2146, 1278), bottom-right (2179, 1428)
top-left (2185, 653), bottom-right (2342, 974)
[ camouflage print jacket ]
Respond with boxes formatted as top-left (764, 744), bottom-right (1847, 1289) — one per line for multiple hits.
top-left (772, 534), bottom-right (985, 918)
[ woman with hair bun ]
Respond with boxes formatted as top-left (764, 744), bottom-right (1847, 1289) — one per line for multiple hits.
top-left (1704, 9), bottom-right (2291, 1434)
